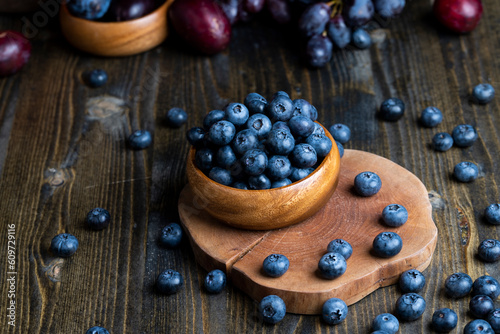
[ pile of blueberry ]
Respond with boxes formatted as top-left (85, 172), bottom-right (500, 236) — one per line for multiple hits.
top-left (186, 91), bottom-right (335, 190)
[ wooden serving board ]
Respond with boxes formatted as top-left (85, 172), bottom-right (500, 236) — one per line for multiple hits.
top-left (178, 149), bottom-right (438, 314)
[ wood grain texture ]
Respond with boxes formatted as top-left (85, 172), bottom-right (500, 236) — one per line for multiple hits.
top-left (0, 0), bottom-right (499, 332)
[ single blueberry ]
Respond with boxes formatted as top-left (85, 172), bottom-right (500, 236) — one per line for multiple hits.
top-left (86, 326), bottom-right (110, 334)
top-left (259, 295), bottom-right (286, 324)
top-left (304, 134), bottom-right (332, 158)
top-left (486, 309), bottom-right (500, 333)
top-left (432, 132), bottom-right (453, 152)
top-left (470, 295), bottom-right (495, 319)
top-left (159, 223), bottom-right (183, 248)
top-left (290, 143), bottom-right (317, 168)
top-left (352, 28), bottom-right (372, 49)
top-left (419, 106), bottom-right (443, 128)
top-left (322, 298), bottom-right (348, 325)
top-left (166, 107), bottom-right (188, 128)
top-left (312, 122), bottom-right (325, 135)
top-left (472, 83), bottom-right (495, 104)
top-left (209, 167), bottom-right (233, 186)
top-left (232, 181), bottom-right (248, 190)
top-left (232, 129), bottom-right (259, 156)
top-left (216, 145), bottom-right (238, 168)
top-left (328, 123), bottom-right (351, 144)
top-left (478, 239), bottom-right (500, 263)
top-left (272, 91), bottom-right (290, 99)
top-left (244, 93), bottom-right (268, 115)
top-left (399, 269), bottom-right (425, 293)
top-left (354, 171), bottom-right (382, 196)
top-left (271, 178), bottom-right (292, 188)
top-left (86, 207), bottom-right (111, 230)
top-left (431, 308), bottom-right (457, 333)
top-left (246, 113), bottom-right (272, 139)
top-left (194, 147), bottom-right (214, 172)
top-left (50, 233), bottom-right (79, 258)
top-left (485, 204), bottom-right (500, 225)
top-left (265, 129), bottom-right (295, 155)
top-left (204, 269), bottom-right (226, 293)
top-left (203, 109), bottom-right (226, 130)
top-left (224, 102), bottom-right (249, 126)
top-left (372, 232), bottom-right (402, 258)
top-left (241, 149), bottom-right (268, 176)
top-left (444, 272), bottom-right (473, 298)
top-left (288, 115), bottom-right (315, 138)
top-left (289, 167), bottom-right (314, 182)
top-left (318, 252), bottom-right (347, 279)
top-left (326, 239), bottom-right (353, 260)
top-left (263, 254), bottom-right (290, 277)
top-left (266, 155), bottom-right (292, 180)
top-left (266, 95), bottom-right (294, 122)
top-left (453, 161), bottom-right (479, 182)
top-left (272, 121), bottom-right (290, 132)
top-left (310, 105), bottom-right (318, 121)
top-left (452, 124), bottom-right (477, 148)
top-left (372, 313), bottom-right (399, 334)
top-left (336, 141), bottom-right (344, 158)
top-left (83, 69), bottom-right (108, 88)
top-left (156, 269), bottom-right (183, 295)
top-left (292, 99), bottom-right (314, 119)
top-left (395, 293), bottom-right (426, 321)
top-left (67, 0), bottom-right (111, 20)
top-left (186, 127), bottom-right (205, 147)
top-left (248, 174), bottom-right (271, 190)
top-left (472, 275), bottom-right (500, 300)
top-left (382, 204), bottom-right (408, 227)
top-left (463, 319), bottom-right (494, 334)
top-left (379, 98), bottom-right (405, 121)
top-left (128, 130), bottom-right (152, 150)
top-left (208, 120), bottom-right (236, 146)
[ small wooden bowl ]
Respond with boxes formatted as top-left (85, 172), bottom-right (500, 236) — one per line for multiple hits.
top-left (59, 0), bottom-right (174, 57)
top-left (186, 126), bottom-right (341, 230)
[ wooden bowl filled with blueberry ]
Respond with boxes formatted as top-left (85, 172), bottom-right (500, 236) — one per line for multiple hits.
top-left (59, 0), bottom-right (173, 56)
top-left (185, 91), bottom-right (341, 230)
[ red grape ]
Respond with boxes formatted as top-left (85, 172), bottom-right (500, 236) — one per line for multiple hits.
top-left (433, 0), bottom-right (483, 33)
top-left (305, 34), bottom-right (332, 68)
top-left (0, 31), bottom-right (31, 76)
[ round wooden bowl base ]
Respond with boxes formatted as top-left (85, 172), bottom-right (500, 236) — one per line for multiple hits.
top-left (178, 149), bottom-right (438, 315)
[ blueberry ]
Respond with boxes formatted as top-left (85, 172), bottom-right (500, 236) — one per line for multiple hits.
top-left (374, 0), bottom-right (405, 18)
top-left (267, 95), bottom-right (294, 122)
top-left (453, 161), bottom-right (479, 182)
top-left (259, 295), bottom-right (286, 324)
top-left (318, 252), bottom-right (347, 279)
top-left (336, 141), bottom-right (344, 158)
top-left (472, 275), bottom-right (500, 300)
top-left (478, 239), bottom-right (500, 263)
top-left (246, 113), bottom-right (272, 139)
top-left (432, 132), bottom-right (454, 152)
top-left (372, 232), bottom-right (402, 258)
top-left (83, 69), bottom-right (108, 88)
top-left (263, 254), bottom-right (290, 277)
top-left (485, 204), bottom-right (500, 225)
top-left (186, 127), bottom-right (205, 147)
top-left (486, 309), bottom-right (500, 333)
top-left (208, 120), bottom-right (236, 146)
top-left (86, 326), bottom-right (110, 334)
top-left (352, 28), bottom-right (372, 49)
top-left (159, 223), bottom-right (183, 248)
top-left (231, 129), bottom-right (259, 156)
top-left (156, 269), bottom-right (183, 294)
top-left (322, 298), bottom-right (348, 325)
top-left (382, 204), bottom-right (408, 227)
top-left (354, 171), bottom-right (382, 196)
top-left (194, 147), bottom-right (214, 172)
top-left (50, 233), bottom-right (78, 258)
top-left (232, 181), bottom-right (248, 189)
top-left (451, 124), bottom-right (477, 148)
top-left (463, 319), bottom-right (494, 334)
top-left (372, 313), bottom-right (399, 334)
top-left (224, 102), bottom-right (249, 126)
top-left (326, 239), bottom-right (353, 260)
top-left (128, 130), bottom-right (152, 149)
top-left (266, 155), bottom-right (292, 180)
top-left (272, 91), bottom-right (290, 99)
top-left (431, 308), bottom-right (457, 333)
top-left (292, 99), bottom-right (314, 119)
top-left (289, 167), bottom-right (314, 182)
top-left (371, 331), bottom-right (390, 334)
top-left (67, 0), bottom-right (111, 19)
top-left (288, 115), bottom-right (315, 138)
top-left (304, 134), bottom-right (332, 157)
top-left (209, 167), bottom-right (233, 186)
top-left (216, 145), bottom-right (238, 168)
top-left (202, 110), bottom-right (225, 130)
top-left (312, 122), bottom-right (325, 135)
top-left (419, 106), bottom-right (443, 128)
top-left (271, 178), bottom-right (292, 188)
top-left (244, 93), bottom-right (268, 115)
top-left (395, 293), bottom-right (426, 321)
top-left (379, 98), bottom-right (405, 121)
top-left (204, 269), bottom-right (226, 293)
top-left (265, 129), bottom-right (295, 155)
top-left (399, 269), bottom-right (425, 293)
top-left (470, 295), bottom-right (495, 319)
top-left (241, 149), bottom-right (268, 176)
top-left (166, 107), bottom-right (188, 128)
top-left (248, 174), bottom-right (271, 190)
top-left (310, 105), bottom-right (318, 121)
top-left (328, 123), bottom-right (351, 144)
top-left (291, 143), bottom-right (317, 168)
top-left (86, 207), bottom-right (111, 230)
top-left (444, 272), bottom-right (473, 298)
top-left (327, 15), bottom-right (351, 49)
top-left (272, 121), bottom-right (290, 132)
top-left (472, 83), bottom-right (495, 104)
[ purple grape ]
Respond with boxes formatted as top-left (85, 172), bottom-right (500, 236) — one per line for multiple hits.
top-left (215, 0), bottom-right (240, 25)
top-left (305, 35), bottom-right (332, 68)
top-left (266, 0), bottom-right (292, 24)
top-left (106, 0), bottom-right (155, 21)
top-left (238, 1), bottom-right (254, 22)
top-left (342, 0), bottom-right (375, 27)
top-left (374, 0), bottom-right (405, 19)
top-left (298, 3), bottom-right (331, 38)
top-left (327, 15), bottom-right (351, 49)
top-left (244, 0), bottom-right (265, 13)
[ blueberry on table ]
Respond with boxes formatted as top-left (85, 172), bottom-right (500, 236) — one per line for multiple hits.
top-left (204, 269), bottom-right (226, 293)
top-left (472, 83), bottom-right (495, 104)
top-left (159, 223), bottom-right (183, 248)
top-left (343, 0), bottom-right (375, 27)
top-left (486, 309), bottom-right (500, 333)
top-left (224, 102), bottom-right (249, 126)
top-left (354, 171), bottom-right (382, 197)
top-left (328, 123), bottom-right (351, 144)
top-left (203, 109), bottom-right (225, 130)
top-left (305, 134), bottom-right (332, 157)
top-left (372, 313), bottom-right (399, 334)
top-left (395, 293), bottom-right (426, 321)
top-left (86, 326), bottom-right (110, 334)
top-left (379, 98), bottom-right (405, 121)
top-left (244, 93), bottom-right (268, 115)
top-left (259, 295), bottom-right (286, 324)
top-left (478, 239), bottom-right (500, 263)
top-left (399, 269), bottom-right (425, 293)
top-left (432, 132), bottom-right (453, 152)
top-left (305, 35), bottom-right (333, 68)
top-left (266, 95), bottom-right (294, 122)
top-left (352, 28), bottom-right (372, 49)
top-left (266, 155), bottom-right (292, 180)
top-left (166, 107), bottom-right (188, 128)
top-left (419, 106), bottom-right (443, 128)
top-left (291, 143), bottom-right (317, 168)
top-left (472, 275), bottom-right (500, 300)
top-left (232, 129), bottom-right (259, 156)
top-left (246, 113), bottom-right (272, 139)
top-left (451, 124), bottom-right (477, 147)
top-left (128, 130), bottom-right (152, 149)
top-left (327, 239), bottom-right (353, 260)
top-left (431, 308), bottom-right (457, 333)
top-left (50, 233), bottom-right (78, 258)
top-left (263, 254), bottom-right (290, 277)
top-left (186, 127), bottom-right (205, 147)
top-left (336, 141), bottom-right (344, 158)
top-left (209, 167), bottom-right (233, 186)
top-left (67, 0), bottom-right (111, 20)
top-left (265, 129), bottom-right (295, 155)
top-left (318, 252), bottom-right (347, 279)
top-left (322, 298), bottom-right (348, 325)
top-left (485, 204), bottom-right (500, 225)
top-left (327, 15), bottom-right (351, 49)
top-left (156, 269), bottom-right (183, 295)
top-left (288, 115), bottom-right (315, 138)
top-left (292, 99), bottom-right (314, 119)
top-left (444, 272), bottom-right (473, 298)
top-left (470, 295), bottom-right (495, 319)
top-left (208, 120), bottom-right (236, 146)
top-left (463, 319), bottom-right (494, 334)
top-left (248, 174), bottom-right (271, 190)
top-left (453, 161), bottom-right (478, 182)
top-left (289, 167), bottom-right (314, 182)
top-left (271, 178), bottom-right (292, 188)
top-left (86, 207), bottom-right (111, 230)
top-left (382, 204), bottom-right (408, 227)
top-left (372, 232), bottom-right (402, 258)
top-left (194, 147), bottom-right (214, 172)
top-left (83, 69), bottom-right (108, 88)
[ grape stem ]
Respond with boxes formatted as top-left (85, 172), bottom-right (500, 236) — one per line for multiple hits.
top-left (326, 0), bottom-right (343, 18)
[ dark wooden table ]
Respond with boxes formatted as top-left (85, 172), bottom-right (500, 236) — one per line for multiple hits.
top-left (0, 0), bottom-right (499, 332)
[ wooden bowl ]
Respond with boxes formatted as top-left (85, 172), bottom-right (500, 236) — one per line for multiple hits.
top-left (186, 126), bottom-right (341, 230)
top-left (59, 0), bottom-right (174, 57)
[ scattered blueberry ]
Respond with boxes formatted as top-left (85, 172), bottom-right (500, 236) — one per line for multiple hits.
top-left (208, 120), bottom-right (236, 146)
top-left (352, 28), bottom-right (372, 49)
top-left (265, 129), bottom-right (295, 155)
top-left (266, 155), bottom-right (292, 180)
top-left (372, 232), bottom-right (403, 258)
top-left (259, 295), bottom-right (286, 324)
top-left (327, 239), bottom-right (353, 260)
top-left (248, 174), bottom-right (271, 190)
top-left (451, 124), bottom-right (477, 148)
top-left (86, 326), bottom-right (110, 334)
top-left (86, 207), bottom-right (111, 230)
top-left (399, 269), bottom-right (425, 293)
top-left (382, 204), bottom-right (408, 227)
top-left (318, 252), bottom-right (347, 279)
top-left (431, 308), bottom-right (457, 333)
top-left (271, 178), bottom-right (292, 188)
top-left (305, 134), bottom-right (332, 157)
top-left (50, 233), bottom-right (79, 258)
top-left (159, 223), bottom-right (183, 248)
top-left (128, 130), bottom-right (152, 149)
top-left (209, 167), bottom-right (233, 186)
top-left (290, 143), bottom-right (317, 168)
top-left (463, 319), bottom-right (494, 334)
top-left (244, 93), bottom-right (268, 115)
top-left (485, 204), bottom-right (500, 225)
top-left (288, 115), bottom-right (315, 138)
top-left (395, 293), bottom-right (426, 321)
top-left (444, 272), bottom-right (473, 298)
top-left (246, 113), bottom-right (272, 139)
top-left (204, 269), bottom-right (226, 293)
top-left (186, 127), bottom-right (205, 147)
top-left (328, 123), bottom-right (351, 144)
top-left (224, 102), bottom-right (249, 126)
top-left (322, 298), bottom-right (348, 325)
top-left (379, 98), bottom-right (405, 121)
top-left (263, 254), bottom-right (290, 277)
top-left (420, 106), bottom-right (443, 128)
top-left (432, 132), bottom-right (453, 152)
top-left (166, 107), bottom-right (188, 128)
top-left (194, 147), bottom-right (214, 172)
top-left (453, 161), bottom-right (479, 182)
top-left (486, 309), bottom-right (500, 333)
top-left (478, 239), bottom-right (500, 263)
top-left (472, 275), bottom-right (500, 300)
top-left (354, 171), bottom-right (382, 197)
top-left (470, 294), bottom-right (495, 318)
top-left (289, 167), bottom-right (314, 182)
top-left (83, 69), bottom-right (108, 88)
top-left (67, 0), bottom-right (111, 20)
top-left (336, 141), bottom-right (344, 158)
top-left (203, 109), bottom-right (226, 130)
top-left (266, 95), bottom-right (294, 122)
top-left (472, 83), bottom-right (495, 104)
top-left (156, 269), bottom-right (183, 295)
top-left (372, 313), bottom-right (399, 334)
